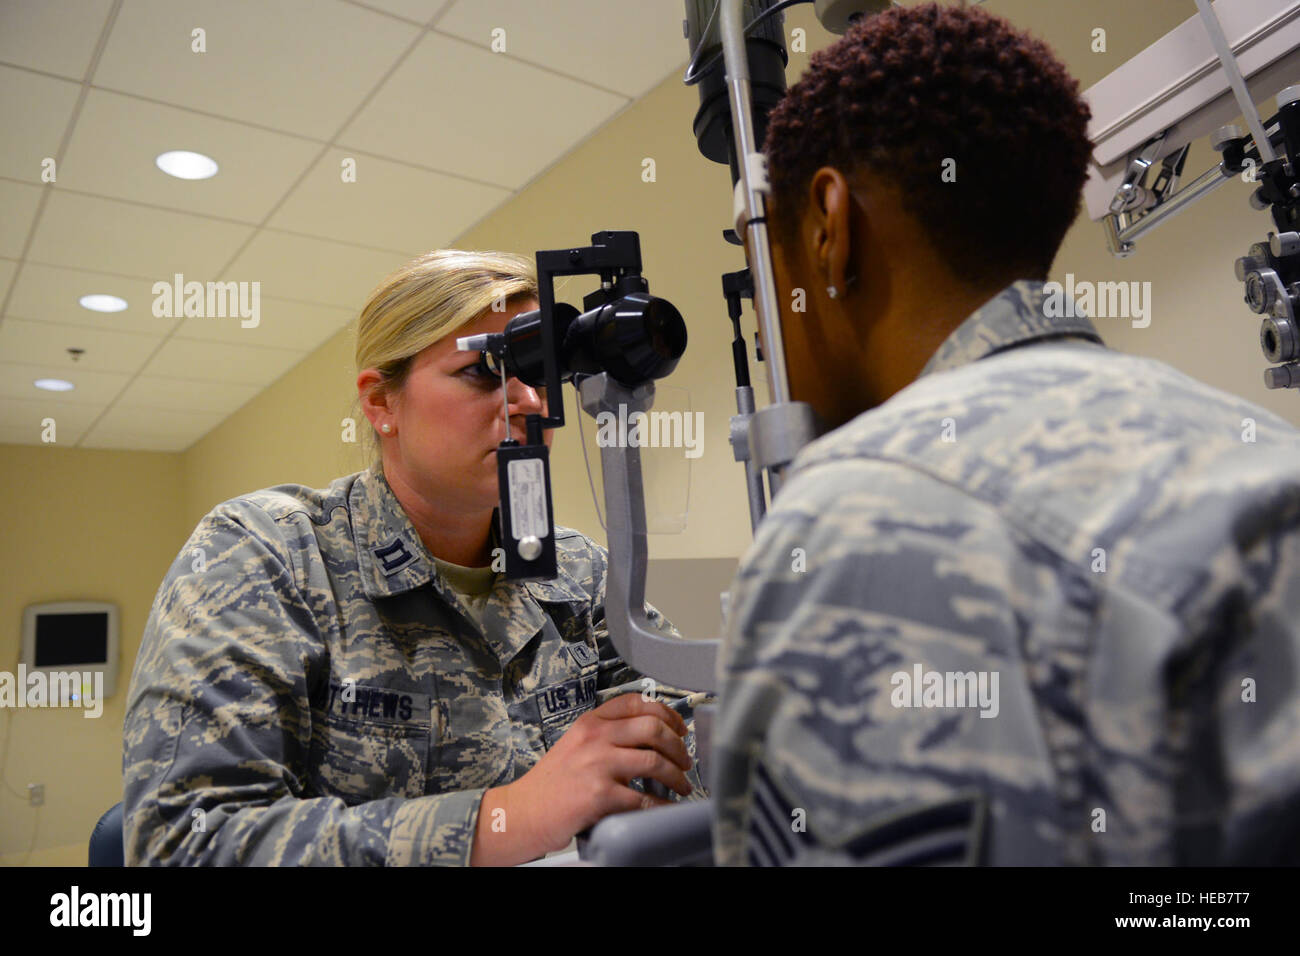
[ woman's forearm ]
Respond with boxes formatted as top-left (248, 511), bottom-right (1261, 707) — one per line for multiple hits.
top-left (469, 783), bottom-right (555, 866)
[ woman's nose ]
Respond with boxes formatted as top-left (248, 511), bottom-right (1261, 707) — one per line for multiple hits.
top-left (505, 378), bottom-right (545, 416)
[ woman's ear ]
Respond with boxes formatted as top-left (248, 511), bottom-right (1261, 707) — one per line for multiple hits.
top-left (357, 370), bottom-right (392, 430)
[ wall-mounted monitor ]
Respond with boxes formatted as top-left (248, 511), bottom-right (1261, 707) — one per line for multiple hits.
top-left (20, 601), bottom-right (119, 699)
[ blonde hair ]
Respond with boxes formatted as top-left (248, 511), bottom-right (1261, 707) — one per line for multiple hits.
top-left (354, 249), bottom-right (538, 471)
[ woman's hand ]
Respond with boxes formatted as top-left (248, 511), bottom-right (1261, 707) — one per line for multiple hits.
top-left (470, 693), bottom-right (693, 865)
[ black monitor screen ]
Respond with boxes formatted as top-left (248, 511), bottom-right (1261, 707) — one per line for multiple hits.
top-left (34, 612), bottom-right (108, 666)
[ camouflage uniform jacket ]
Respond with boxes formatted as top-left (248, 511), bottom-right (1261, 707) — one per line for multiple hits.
top-left (123, 466), bottom-right (704, 866)
top-left (714, 279), bottom-right (1300, 865)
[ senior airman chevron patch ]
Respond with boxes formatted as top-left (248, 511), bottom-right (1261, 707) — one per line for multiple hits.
top-left (747, 760), bottom-right (987, 866)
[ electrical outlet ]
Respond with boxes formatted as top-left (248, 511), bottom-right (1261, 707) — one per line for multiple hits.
top-left (27, 783), bottom-right (44, 807)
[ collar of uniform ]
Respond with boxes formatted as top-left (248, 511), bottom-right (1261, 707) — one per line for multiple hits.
top-left (350, 467), bottom-right (438, 599)
top-left (521, 550), bottom-right (592, 605)
top-left (917, 279), bottom-right (1104, 380)
top-left (473, 537), bottom-right (593, 664)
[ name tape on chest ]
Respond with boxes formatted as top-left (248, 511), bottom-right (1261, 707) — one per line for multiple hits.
top-left (326, 681), bottom-right (431, 727)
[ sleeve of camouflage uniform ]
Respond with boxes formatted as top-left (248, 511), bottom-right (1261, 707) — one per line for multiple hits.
top-left (1196, 510), bottom-right (1300, 864)
top-left (713, 458), bottom-right (1067, 865)
top-left (586, 539), bottom-right (713, 799)
top-left (123, 502), bottom-right (485, 866)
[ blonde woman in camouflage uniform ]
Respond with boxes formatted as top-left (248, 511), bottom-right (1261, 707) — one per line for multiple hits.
top-left (123, 249), bottom-right (704, 866)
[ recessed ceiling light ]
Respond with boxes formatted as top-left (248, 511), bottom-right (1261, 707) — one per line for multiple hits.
top-left (34, 378), bottom-right (75, 392)
top-left (155, 150), bottom-right (219, 180)
top-left (79, 294), bottom-right (128, 312)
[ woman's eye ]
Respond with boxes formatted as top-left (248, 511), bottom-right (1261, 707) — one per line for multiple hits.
top-left (457, 363), bottom-right (496, 383)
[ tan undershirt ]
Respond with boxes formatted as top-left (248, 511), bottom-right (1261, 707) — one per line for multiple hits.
top-left (433, 555), bottom-right (498, 627)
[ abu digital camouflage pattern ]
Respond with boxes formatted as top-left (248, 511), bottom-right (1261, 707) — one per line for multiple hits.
top-left (714, 279), bottom-right (1300, 866)
top-left (123, 467), bottom-right (707, 866)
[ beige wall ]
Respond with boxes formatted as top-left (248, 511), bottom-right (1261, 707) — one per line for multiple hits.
top-left (0, 445), bottom-right (186, 865)
top-left (5, 2), bottom-right (1297, 864)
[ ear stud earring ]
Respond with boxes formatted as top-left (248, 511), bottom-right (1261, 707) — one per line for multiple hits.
top-left (827, 275), bottom-right (858, 299)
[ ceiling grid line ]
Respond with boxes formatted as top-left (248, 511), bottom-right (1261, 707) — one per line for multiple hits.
top-left (0, 0), bottom-right (778, 450)
top-left (63, 1), bottom-right (450, 448)
top-left (0, 0), bottom-right (125, 327)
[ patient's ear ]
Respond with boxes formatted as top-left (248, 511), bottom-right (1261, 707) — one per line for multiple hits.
top-left (808, 167), bottom-right (854, 296)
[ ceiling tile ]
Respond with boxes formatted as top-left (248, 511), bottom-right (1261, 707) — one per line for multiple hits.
top-left (268, 147), bottom-right (509, 253)
top-left (93, 0), bottom-right (422, 140)
top-left (436, 0), bottom-right (689, 99)
top-left (60, 88), bottom-right (323, 223)
top-left (0, 426), bottom-right (39, 444)
top-left (0, 258), bottom-right (17, 305)
top-left (174, 295), bottom-right (354, 352)
top-left (223, 230), bottom-right (412, 311)
top-left (0, 66), bottom-right (83, 183)
top-left (0, 396), bottom-right (100, 445)
top-left (141, 337), bottom-right (307, 386)
top-left (356, 0), bottom-right (447, 24)
top-left (0, 180), bottom-right (43, 259)
top-left (79, 404), bottom-right (228, 451)
top-left (3, 262), bottom-right (179, 335)
top-left (0, 360), bottom-right (131, 404)
top-left (0, 0), bottom-right (115, 81)
top-left (338, 31), bottom-right (627, 189)
top-left (0, 317), bottom-right (163, 374)
top-left (116, 374), bottom-right (263, 414)
top-left (2, 0), bottom-right (709, 453)
top-left (0, 426), bottom-right (79, 446)
top-left (26, 191), bottom-right (254, 280)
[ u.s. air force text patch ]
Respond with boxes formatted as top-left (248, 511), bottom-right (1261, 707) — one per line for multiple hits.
top-left (535, 674), bottom-right (598, 748)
